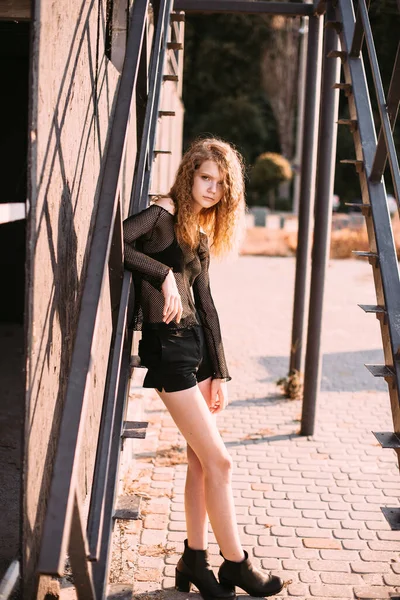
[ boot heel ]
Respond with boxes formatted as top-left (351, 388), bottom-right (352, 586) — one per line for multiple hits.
top-left (175, 568), bottom-right (192, 592)
top-left (218, 577), bottom-right (235, 595)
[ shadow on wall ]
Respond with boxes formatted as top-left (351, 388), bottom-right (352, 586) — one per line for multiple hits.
top-left (258, 348), bottom-right (386, 393)
top-left (25, 0), bottom-right (117, 596)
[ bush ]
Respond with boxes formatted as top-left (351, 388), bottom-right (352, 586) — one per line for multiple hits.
top-left (249, 152), bottom-right (293, 209)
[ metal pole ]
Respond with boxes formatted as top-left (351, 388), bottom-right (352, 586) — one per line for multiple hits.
top-left (292, 5), bottom-right (310, 215)
top-left (289, 13), bottom-right (323, 375)
top-left (301, 2), bottom-right (341, 435)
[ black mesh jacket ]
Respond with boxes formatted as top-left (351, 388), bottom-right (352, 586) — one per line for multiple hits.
top-left (123, 204), bottom-right (230, 381)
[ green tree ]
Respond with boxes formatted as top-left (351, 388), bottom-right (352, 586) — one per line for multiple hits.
top-left (183, 14), bottom-right (280, 166)
top-left (182, 8), bottom-right (400, 208)
top-left (249, 152), bottom-right (293, 209)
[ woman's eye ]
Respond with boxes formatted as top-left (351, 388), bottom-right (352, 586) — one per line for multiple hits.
top-left (202, 176), bottom-right (210, 181)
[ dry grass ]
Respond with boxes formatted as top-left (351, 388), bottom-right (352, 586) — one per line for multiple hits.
top-left (241, 212), bottom-right (400, 259)
top-left (240, 228), bottom-right (294, 257)
top-left (138, 543), bottom-right (177, 557)
top-left (156, 445), bottom-right (187, 467)
top-left (242, 428), bottom-right (275, 440)
top-left (155, 444), bottom-right (187, 466)
top-left (277, 370), bottom-right (303, 400)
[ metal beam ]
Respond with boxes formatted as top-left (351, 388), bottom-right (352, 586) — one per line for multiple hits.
top-left (68, 493), bottom-right (96, 600)
top-left (86, 270), bottom-right (131, 560)
top-left (129, 0), bottom-right (174, 214)
top-left (289, 13), bottom-right (323, 375)
top-left (301, 2), bottom-right (341, 435)
top-left (371, 43), bottom-right (400, 183)
top-left (349, 0), bottom-right (369, 57)
top-left (357, 0), bottom-right (400, 208)
top-left (37, 0), bottom-right (149, 576)
top-left (92, 338), bottom-right (132, 596)
top-left (173, 0), bottom-right (314, 16)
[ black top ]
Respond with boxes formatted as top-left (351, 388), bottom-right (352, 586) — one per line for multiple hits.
top-left (123, 204), bottom-right (230, 381)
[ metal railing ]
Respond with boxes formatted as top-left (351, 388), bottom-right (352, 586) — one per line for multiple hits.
top-left (349, 0), bottom-right (400, 207)
top-left (330, 0), bottom-right (400, 526)
top-left (36, 0), bottom-right (178, 596)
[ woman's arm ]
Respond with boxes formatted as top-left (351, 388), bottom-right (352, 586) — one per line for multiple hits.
top-left (123, 204), bottom-right (171, 289)
top-left (123, 204), bottom-right (182, 323)
top-left (192, 234), bottom-right (231, 382)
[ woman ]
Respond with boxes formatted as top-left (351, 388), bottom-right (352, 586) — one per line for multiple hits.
top-left (123, 138), bottom-right (283, 599)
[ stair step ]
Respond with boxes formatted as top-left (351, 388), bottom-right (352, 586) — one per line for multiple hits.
top-left (159, 110), bottom-right (176, 117)
top-left (167, 42), bottom-right (183, 50)
top-left (106, 584), bottom-right (133, 599)
top-left (358, 304), bottom-right (386, 321)
top-left (130, 354), bottom-right (141, 367)
top-left (381, 507), bottom-right (400, 530)
top-left (114, 495), bottom-right (141, 520)
top-left (325, 21), bottom-right (342, 33)
top-left (365, 364), bottom-right (395, 379)
top-left (163, 74), bottom-right (179, 82)
top-left (340, 159), bottom-right (364, 173)
top-left (154, 150), bottom-right (172, 155)
top-left (122, 421), bottom-right (148, 439)
top-left (345, 202), bottom-right (371, 216)
top-left (338, 118), bottom-right (358, 132)
top-left (170, 12), bottom-right (185, 22)
top-left (372, 431), bottom-right (400, 449)
top-left (333, 83), bottom-right (352, 95)
top-left (328, 50), bottom-right (347, 60)
top-left (352, 251), bottom-right (379, 266)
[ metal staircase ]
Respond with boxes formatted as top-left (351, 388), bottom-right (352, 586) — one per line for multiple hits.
top-left (331, 0), bottom-right (400, 527)
top-left (35, 1), bottom-right (184, 598)
top-left (31, 1), bottom-right (400, 598)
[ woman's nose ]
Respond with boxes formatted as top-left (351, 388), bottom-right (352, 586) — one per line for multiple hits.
top-left (208, 181), bottom-right (217, 193)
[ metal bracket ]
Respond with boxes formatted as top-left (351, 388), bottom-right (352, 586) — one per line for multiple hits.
top-left (381, 507), bottom-right (400, 530)
top-left (358, 303), bottom-right (386, 323)
top-left (122, 421), bottom-right (148, 439)
top-left (346, 202), bottom-right (371, 216)
top-left (114, 495), bottom-right (141, 520)
top-left (338, 118), bottom-right (358, 132)
top-left (340, 159), bottom-right (364, 173)
top-left (372, 431), bottom-right (400, 449)
top-left (352, 251), bottom-right (379, 267)
top-left (365, 364), bottom-right (395, 380)
top-left (333, 82), bottom-right (352, 96)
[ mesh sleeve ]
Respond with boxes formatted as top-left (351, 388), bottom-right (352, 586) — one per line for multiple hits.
top-left (123, 205), bottom-right (171, 289)
top-left (193, 235), bottom-right (231, 381)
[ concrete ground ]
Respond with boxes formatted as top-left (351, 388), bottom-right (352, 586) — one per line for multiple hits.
top-left (115, 256), bottom-right (400, 600)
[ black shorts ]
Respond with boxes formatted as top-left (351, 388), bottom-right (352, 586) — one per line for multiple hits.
top-left (138, 324), bottom-right (213, 393)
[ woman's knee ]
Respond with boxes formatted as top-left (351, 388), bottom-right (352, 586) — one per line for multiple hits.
top-left (204, 450), bottom-right (233, 480)
top-left (187, 444), bottom-right (204, 475)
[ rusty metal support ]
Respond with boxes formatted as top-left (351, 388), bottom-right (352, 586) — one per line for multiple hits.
top-left (289, 13), bottom-right (323, 375)
top-left (69, 493), bottom-right (96, 600)
top-left (173, 0), bottom-right (314, 16)
top-left (301, 2), bottom-right (341, 436)
top-left (37, 0), bottom-right (149, 578)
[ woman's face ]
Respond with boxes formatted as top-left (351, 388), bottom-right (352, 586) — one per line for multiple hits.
top-left (191, 160), bottom-right (224, 214)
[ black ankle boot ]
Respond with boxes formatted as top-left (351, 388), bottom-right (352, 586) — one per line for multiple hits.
top-left (175, 539), bottom-right (236, 600)
top-left (218, 550), bottom-right (283, 597)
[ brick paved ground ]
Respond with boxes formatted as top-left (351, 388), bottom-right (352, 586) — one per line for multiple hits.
top-left (123, 257), bottom-right (400, 600)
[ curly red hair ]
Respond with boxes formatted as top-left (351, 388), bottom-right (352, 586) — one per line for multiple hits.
top-left (168, 138), bottom-right (246, 256)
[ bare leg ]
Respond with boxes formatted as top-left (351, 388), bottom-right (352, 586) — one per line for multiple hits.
top-left (186, 444), bottom-right (208, 549)
top-left (185, 377), bottom-right (214, 550)
top-left (157, 383), bottom-right (244, 562)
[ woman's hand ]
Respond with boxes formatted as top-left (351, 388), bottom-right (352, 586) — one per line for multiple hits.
top-left (161, 270), bottom-right (183, 324)
top-left (209, 379), bottom-right (229, 413)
